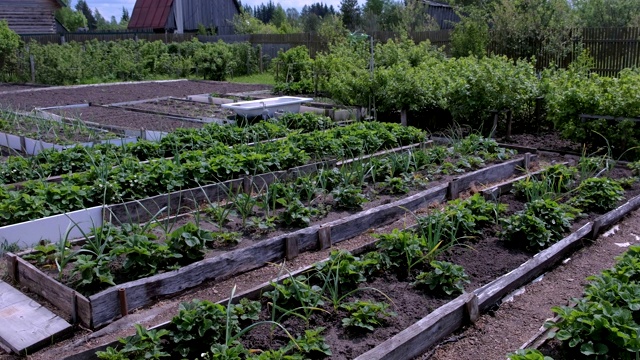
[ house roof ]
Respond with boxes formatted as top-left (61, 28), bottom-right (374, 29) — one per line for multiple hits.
top-left (128, 0), bottom-right (242, 30)
top-left (128, 0), bottom-right (174, 29)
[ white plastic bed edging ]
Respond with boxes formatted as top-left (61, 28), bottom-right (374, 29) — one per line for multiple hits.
top-left (0, 206), bottom-right (103, 248)
top-left (221, 96), bottom-right (313, 117)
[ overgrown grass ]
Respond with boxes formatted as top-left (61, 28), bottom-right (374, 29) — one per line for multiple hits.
top-left (228, 73), bottom-right (275, 85)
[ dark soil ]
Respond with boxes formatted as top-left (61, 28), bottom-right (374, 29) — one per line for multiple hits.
top-left (499, 132), bottom-right (583, 154)
top-left (48, 105), bottom-right (205, 132)
top-left (0, 80), bottom-right (271, 110)
top-left (122, 98), bottom-right (235, 120)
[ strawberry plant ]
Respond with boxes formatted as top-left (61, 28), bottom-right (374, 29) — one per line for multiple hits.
top-left (96, 324), bottom-right (170, 360)
top-left (332, 184), bottom-right (367, 210)
top-left (412, 261), bottom-right (470, 296)
top-left (569, 177), bottom-right (625, 213)
top-left (507, 349), bottom-right (553, 360)
top-left (70, 254), bottom-right (115, 294)
top-left (167, 222), bottom-right (214, 264)
top-left (279, 198), bottom-right (313, 228)
top-left (381, 175), bottom-right (410, 195)
top-left (501, 213), bottom-right (553, 251)
top-left (524, 199), bottom-right (577, 240)
top-left (289, 327), bottom-right (332, 357)
top-left (340, 301), bottom-right (396, 331)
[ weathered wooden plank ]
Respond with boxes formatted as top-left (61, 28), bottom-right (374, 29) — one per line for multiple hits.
top-left (76, 293), bottom-right (92, 328)
top-left (0, 281), bottom-right (72, 355)
top-left (591, 194), bottom-right (640, 239)
top-left (318, 226), bottom-right (331, 250)
top-left (455, 156), bottom-right (531, 191)
top-left (14, 256), bottom-right (76, 323)
top-left (475, 222), bottom-right (593, 311)
top-left (329, 184), bottom-right (449, 245)
top-left (355, 293), bottom-right (472, 360)
top-left (285, 236), bottom-right (299, 260)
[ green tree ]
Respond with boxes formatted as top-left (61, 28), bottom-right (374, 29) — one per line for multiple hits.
top-left (0, 20), bottom-right (21, 80)
top-left (121, 7), bottom-right (130, 23)
top-left (573, 0), bottom-right (640, 27)
top-left (490, 0), bottom-right (575, 62)
top-left (340, 0), bottom-right (361, 31)
top-left (450, 9), bottom-right (489, 57)
top-left (55, 5), bottom-right (87, 32)
top-left (75, 0), bottom-right (97, 30)
top-left (271, 4), bottom-right (287, 28)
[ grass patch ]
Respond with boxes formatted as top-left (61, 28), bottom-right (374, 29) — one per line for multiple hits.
top-left (228, 73), bottom-right (275, 85)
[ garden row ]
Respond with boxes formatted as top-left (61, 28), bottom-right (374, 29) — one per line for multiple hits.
top-left (0, 120), bottom-right (425, 228)
top-left (276, 41), bottom-right (640, 157)
top-left (6, 135), bottom-right (526, 331)
top-left (69, 158), bottom-right (640, 359)
top-left (0, 112), bottom-right (335, 185)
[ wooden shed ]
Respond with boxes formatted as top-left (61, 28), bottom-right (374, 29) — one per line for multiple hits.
top-left (128, 0), bottom-right (240, 35)
top-left (0, 0), bottom-right (63, 34)
top-left (425, 0), bottom-right (460, 30)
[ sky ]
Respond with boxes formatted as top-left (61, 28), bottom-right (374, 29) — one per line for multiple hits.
top-left (88, 0), bottom-right (358, 22)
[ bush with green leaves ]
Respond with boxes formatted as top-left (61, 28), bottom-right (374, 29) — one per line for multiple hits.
top-left (332, 184), bottom-right (367, 210)
top-left (0, 20), bottom-right (21, 81)
top-left (412, 260), bottom-right (470, 296)
top-left (524, 199), bottom-right (577, 240)
top-left (569, 177), bottom-right (625, 213)
top-left (272, 46), bottom-right (314, 94)
top-left (193, 40), bottom-right (236, 81)
top-left (340, 300), bottom-right (396, 331)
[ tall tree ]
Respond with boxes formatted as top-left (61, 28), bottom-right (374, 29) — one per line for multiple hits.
top-left (340, 0), bottom-right (361, 31)
top-left (55, 1), bottom-right (87, 31)
top-left (573, 0), bottom-right (640, 27)
top-left (75, 0), bottom-right (96, 30)
top-left (121, 7), bottom-right (130, 23)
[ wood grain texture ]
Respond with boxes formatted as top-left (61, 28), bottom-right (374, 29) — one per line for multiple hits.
top-left (355, 293), bottom-right (472, 360)
top-left (14, 256), bottom-right (76, 322)
top-left (0, 281), bottom-right (71, 354)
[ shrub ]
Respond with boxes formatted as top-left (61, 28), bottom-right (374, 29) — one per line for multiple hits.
top-left (272, 46), bottom-right (314, 94)
top-left (0, 20), bottom-right (21, 80)
top-left (501, 212), bottom-right (553, 251)
top-left (193, 40), bottom-right (235, 81)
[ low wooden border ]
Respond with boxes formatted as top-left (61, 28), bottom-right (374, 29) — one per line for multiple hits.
top-left (8, 156), bottom-right (530, 331)
top-left (355, 194), bottom-right (640, 360)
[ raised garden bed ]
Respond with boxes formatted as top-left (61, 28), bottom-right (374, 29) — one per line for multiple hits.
top-left (50, 160), bottom-right (640, 360)
top-left (110, 97), bottom-right (236, 124)
top-left (5, 148), bottom-right (531, 330)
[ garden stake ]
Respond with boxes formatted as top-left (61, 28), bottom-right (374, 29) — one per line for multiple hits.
top-left (118, 288), bottom-right (128, 317)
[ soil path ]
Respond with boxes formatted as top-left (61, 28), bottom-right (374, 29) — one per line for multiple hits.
top-left (421, 209), bottom-right (640, 360)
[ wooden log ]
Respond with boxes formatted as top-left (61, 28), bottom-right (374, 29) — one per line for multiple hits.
top-left (13, 256), bottom-right (77, 324)
top-left (318, 226), bottom-right (331, 250)
top-left (475, 222), bottom-right (593, 312)
top-left (454, 157), bottom-right (532, 193)
top-left (355, 293), bottom-right (473, 360)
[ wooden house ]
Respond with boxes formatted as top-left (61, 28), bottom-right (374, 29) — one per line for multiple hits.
top-left (0, 0), bottom-right (63, 34)
top-left (128, 0), bottom-right (240, 35)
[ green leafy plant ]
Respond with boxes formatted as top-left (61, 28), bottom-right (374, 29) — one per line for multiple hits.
top-left (278, 198), bottom-right (312, 228)
top-left (97, 324), bottom-right (170, 360)
top-left (569, 177), bottom-right (625, 213)
top-left (524, 199), bottom-right (577, 240)
top-left (340, 300), bottom-right (396, 331)
top-left (332, 184), bottom-right (366, 210)
top-left (501, 213), bottom-right (553, 251)
top-left (167, 222), bottom-right (213, 264)
top-left (412, 261), bottom-right (470, 296)
top-left (507, 349), bottom-right (554, 360)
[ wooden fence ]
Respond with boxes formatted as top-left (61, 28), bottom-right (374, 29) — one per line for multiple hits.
top-left (19, 28), bottom-right (640, 75)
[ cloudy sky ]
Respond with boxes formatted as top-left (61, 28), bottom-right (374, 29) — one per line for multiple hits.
top-left (88, 0), bottom-right (357, 22)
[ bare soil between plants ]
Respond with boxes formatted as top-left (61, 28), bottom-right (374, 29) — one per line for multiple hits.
top-left (7, 161), bottom-right (638, 360)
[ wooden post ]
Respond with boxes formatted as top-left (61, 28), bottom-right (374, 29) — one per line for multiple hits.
top-left (19, 135), bottom-right (26, 153)
top-left (505, 109), bottom-right (513, 141)
top-left (489, 110), bottom-right (499, 138)
top-left (524, 153), bottom-right (532, 171)
top-left (259, 46), bottom-right (263, 73)
top-left (243, 176), bottom-right (252, 194)
top-left (71, 292), bottom-right (78, 325)
top-left (29, 55), bottom-right (35, 83)
top-left (118, 288), bottom-right (128, 317)
top-left (400, 109), bottom-right (408, 127)
top-left (464, 293), bottom-right (479, 323)
top-left (448, 179), bottom-right (460, 200)
top-left (318, 226), bottom-right (331, 250)
top-left (6, 253), bottom-right (18, 283)
top-left (286, 237), bottom-right (299, 260)
top-left (591, 218), bottom-right (602, 240)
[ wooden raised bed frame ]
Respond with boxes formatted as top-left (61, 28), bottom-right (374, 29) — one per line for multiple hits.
top-left (4, 154), bottom-right (533, 330)
top-left (59, 159), bottom-right (640, 360)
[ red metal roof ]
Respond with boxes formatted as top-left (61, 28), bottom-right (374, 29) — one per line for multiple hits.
top-left (128, 0), bottom-right (174, 29)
